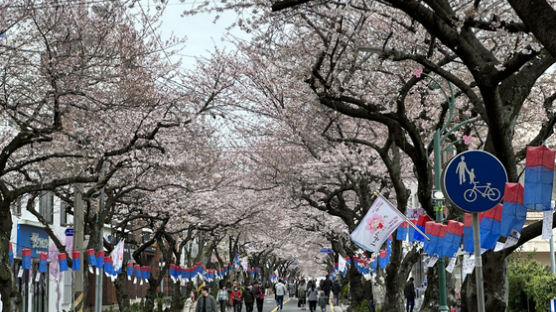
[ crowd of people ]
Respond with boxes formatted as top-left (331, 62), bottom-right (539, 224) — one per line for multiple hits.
top-left (181, 276), bottom-right (342, 312)
top-left (273, 276), bottom-right (341, 312)
top-left (180, 276), bottom-right (465, 312)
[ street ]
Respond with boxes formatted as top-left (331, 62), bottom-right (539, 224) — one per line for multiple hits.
top-left (264, 296), bottom-right (336, 312)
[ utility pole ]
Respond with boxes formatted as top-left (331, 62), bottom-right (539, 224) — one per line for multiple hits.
top-left (424, 73), bottom-right (480, 312)
top-left (95, 168), bottom-right (106, 312)
top-left (73, 184), bottom-right (85, 312)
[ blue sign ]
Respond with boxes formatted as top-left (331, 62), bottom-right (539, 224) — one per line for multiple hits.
top-left (17, 224), bottom-right (49, 258)
top-left (320, 249), bottom-right (333, 253)
top-left (65, 228), bottom-right (74, 236)
top-left (442, 150), bottom-right (507, 213)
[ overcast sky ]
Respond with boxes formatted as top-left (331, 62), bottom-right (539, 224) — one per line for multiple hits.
top-left (155, 1), bottom-right (246, 69)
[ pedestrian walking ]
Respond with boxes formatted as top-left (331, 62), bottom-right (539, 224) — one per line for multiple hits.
top-left (253, 282), bottom-right (265, 312)
top-left (404, 277), bottom-right (416, 312)
top-left (231, 284), bottom-right (243, 312)
top-left (306, 283), bottom-right (318, 312)
top-left (196, 286), bottom-right (218, 312)
top-left (289, 281), bottom-right (297, 298)
top-left (243, 284), bottom-right (255, 312)
top-left (331, 280), bottom-right (340, 305)
top-left (275, 279), bottom-right (288, 311)
top-left (217, 285), bottom-right (228, 312)
top-left (317, 290), bottom-right (327, 312)
top-left (184, 290), bottom-right (198, 312)
top-left (297, 280), bottom-right (307, 310)
top-left (322, 276), bottom-right (332, 299)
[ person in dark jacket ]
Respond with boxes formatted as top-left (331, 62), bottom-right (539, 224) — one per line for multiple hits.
top-left (196, 287), bottom-right (218, 312)
top-left (243, 284), bottom-right (255, 312)
top-left (404, 277), bottom-right (416, 312)
top-left (253, 282), bottom-right (265, 312)
top-left (321, 276), bottom-right (332, 299)
top-left (331, 280), bottom-right (340, 305)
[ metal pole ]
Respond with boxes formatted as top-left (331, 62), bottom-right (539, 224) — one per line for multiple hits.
top-left (550, 236), bottom-right (556, 274)
top-left (472, 213), bottom-right (486, 312)
top-left (73, 184), bottom-right (85, 312)
top-left (95, 171), bottom-right (105, 312)
top-left (551, 201), bottom-right (556, 274)
top-left (433, 131), bottom-right (449, 312)
top-left (24, 268), bottom-right (29, 312)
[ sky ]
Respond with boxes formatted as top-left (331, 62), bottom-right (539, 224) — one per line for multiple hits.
top-left (154, 0), bottom-right (247, 69)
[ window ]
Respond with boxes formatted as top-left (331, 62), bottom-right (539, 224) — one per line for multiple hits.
top-left (10, 198), bottom-right (21, 215)
top-left (60, 201), bottom-right (69, 226)
top-left (39, 191), bottom-right (53, 224)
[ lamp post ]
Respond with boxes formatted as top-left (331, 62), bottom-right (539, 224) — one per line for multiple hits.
top-left (423, 72), bottom-right (479, 312)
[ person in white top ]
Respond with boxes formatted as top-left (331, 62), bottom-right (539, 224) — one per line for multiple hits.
top-left (184, 291), bottom-right (198, 312)
top-left (274, 280), bottom-right (288, 311)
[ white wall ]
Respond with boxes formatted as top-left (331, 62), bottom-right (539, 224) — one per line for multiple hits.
top-left (11, 194), bottom-right (73, 312)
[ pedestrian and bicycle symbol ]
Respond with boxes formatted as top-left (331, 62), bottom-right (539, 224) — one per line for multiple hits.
top-left (443, 150), bottom-right (507, 213)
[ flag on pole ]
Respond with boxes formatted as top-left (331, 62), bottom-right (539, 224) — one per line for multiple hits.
top-left (338, 255), bottom-right (347, 273)
top-left (241, 258), bottom-right (249, 271)
top-left (524, 145), bottom-right (555, 211)
top-left (111, 239), bottom-right (125, 272)
top-left (501, 183), bottom-right (526, 237)
top-left (9, 242), bottom-right (14, 264)
top-left (350, 195), bottom-right (405, 253)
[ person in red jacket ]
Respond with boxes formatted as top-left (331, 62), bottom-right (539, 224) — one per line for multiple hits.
top-left (231, 285), bottom-right (243, 312)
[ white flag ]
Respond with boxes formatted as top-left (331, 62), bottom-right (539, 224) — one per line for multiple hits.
top-left (338, 255), bottom-right (347, 273)
top-left (241, 258), bottom-right (249, 271)
top-left (111, 239), bottom-right (125, 272)
top-left (350, 195), bottom-right (405, 253)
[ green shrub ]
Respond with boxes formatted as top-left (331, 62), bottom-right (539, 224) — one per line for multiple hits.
top-left (353, 299), bottom-right (368, 312)
top-left (508, 255), bottom-right (556, 312)
top-left (342, 284), bottom-right (349, 299)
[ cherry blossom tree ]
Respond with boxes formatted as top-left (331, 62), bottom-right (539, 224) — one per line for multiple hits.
top-left (182, 0), bottom-right (556, 310)
top-left (0, 1), bottom-right (244, 309)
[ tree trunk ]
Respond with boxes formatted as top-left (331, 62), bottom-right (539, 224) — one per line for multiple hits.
top-left (115, 273), bottom-right (131, 311)
top-left (382, 239), bottom-right (404, 312)
top-left (170, 280), bottom-right (184, 312)
top-left (462, 251), bottom-right (507, 312)
top-left (0, 204), bottom-right (17, 312)
top-left (420, 266), bottom-right (439, 312)
top-left (346, 264), bottom-right (372, 311)
top-left (144, 281), bottom-right (158, 312)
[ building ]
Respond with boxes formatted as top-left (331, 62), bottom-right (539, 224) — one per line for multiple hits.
top-left (5, 192), bottom-right (179, 312)
top-left (8, 191), bottom-right (74, 312)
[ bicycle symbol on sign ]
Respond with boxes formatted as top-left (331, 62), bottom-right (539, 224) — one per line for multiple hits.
top-left (463, 181), bottom-right (501, 203)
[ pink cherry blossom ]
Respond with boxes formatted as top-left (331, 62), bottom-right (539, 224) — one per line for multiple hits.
top-left (463, 135), bottom-right (473, 145)
top-left (413, 68), bottom-right (423, 78)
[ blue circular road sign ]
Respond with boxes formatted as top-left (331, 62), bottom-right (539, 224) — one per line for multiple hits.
top-left (442, 150), bottom-right (507, 213)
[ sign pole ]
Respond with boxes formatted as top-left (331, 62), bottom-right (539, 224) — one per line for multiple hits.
top-left (24, 268), bottom-right (29, 312)
top-left (472, 213), bottom-right (486, 312)
top-left (95, 167), bottom-right (105, 312)
top-left (443, 150), bottom-right (507, 312)
top-left (433, 131), bottom-right (449, 312)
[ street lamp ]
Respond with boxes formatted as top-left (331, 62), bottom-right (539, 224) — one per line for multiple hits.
top-left (422, 72), bottom-right (479, 312)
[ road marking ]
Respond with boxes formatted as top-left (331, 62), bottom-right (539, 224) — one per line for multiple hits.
top-left (73, 292), bottom-right (83, 312)
top-left (329, 298), bottom-right (334, 312)
top-left (270, 298), bottom-right (292, 312)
